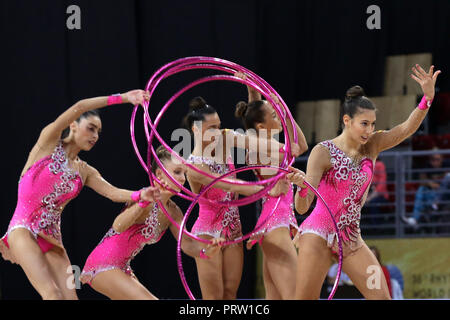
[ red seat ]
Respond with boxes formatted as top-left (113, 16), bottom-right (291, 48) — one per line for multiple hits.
top-left (435, 133), bottom-right (450, 150)
top-left (412, 134), bottom-right (436, 150)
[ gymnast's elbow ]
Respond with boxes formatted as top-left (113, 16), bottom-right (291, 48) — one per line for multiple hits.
top-left (112, 221), bottom-right (126, 233)
top-left (299, 142), bottom-right (309, 155)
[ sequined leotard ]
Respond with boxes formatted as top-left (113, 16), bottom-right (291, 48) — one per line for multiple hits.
top-left (187, 155), bottom-right (242, 241)
top-left (297, 140), bottom-right (374, 257)
top-left (81, 203), bottom-right (165, 284)
top-left (0, 141), bottom-right (83, 263)
top-left (251, 169), bottom-right (298, 241)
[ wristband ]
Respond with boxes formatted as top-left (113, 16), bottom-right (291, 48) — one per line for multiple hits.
top-left (138, 200), bottom-right (150, 208)
top-left (131, 190), bottom-right (141, 202)
top-left (298, 186), bottom-right (308, 198)
top-left (417, 95), bottom-right (433, 110)
top-left (107, 93), bottom-right (123, 105)
top-left (199, 248), bottom-right (210, 260)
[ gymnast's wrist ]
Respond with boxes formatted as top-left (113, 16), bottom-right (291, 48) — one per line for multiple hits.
top-left (131, 189), bottom-right (151, 207)
top-left (298, 185), bottom-right (308, 198)
top-left (418, 95), bottom-right (433, 110)
top-left (131, 190), bottom-right (142, 202)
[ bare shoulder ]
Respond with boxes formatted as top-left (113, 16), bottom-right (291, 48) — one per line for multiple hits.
top-left (21, 139), bottom-right (60, 177)
top-left (82, 162), bottom-right (102, 184)
top-left (75, 158), bottom-right (90, 180)
top-left (310, 143), bottom-right (331, 161)
top-left (83, 162), bottom-right (98, 175)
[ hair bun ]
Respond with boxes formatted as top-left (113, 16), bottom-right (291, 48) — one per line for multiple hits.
top-left (189, 96), bottom-right (207, 112)
top-left (235, 101), bottom-right (248, 118)
top-left (155, 144), bottom-right (167, 155)
top-left (345, 85), bottom-right (365, 99)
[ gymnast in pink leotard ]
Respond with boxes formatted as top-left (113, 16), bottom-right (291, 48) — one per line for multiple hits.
top-left (291, 64), bottom-right (441, 300)
top-left (0, 89), bottom-right (159, 300)
top-left (80, 146), bottom-right (223, 300)
top-left (183, 96), bottom-right (286, 300)
top-left (234, 72), bottom-right (308, 300)
top-left (187, 154), bottom-right (243, 241)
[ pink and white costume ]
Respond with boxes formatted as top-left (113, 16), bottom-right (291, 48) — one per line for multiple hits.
top-left (80, 203), bottom-right (165, 285)
top-left (187, 155), bottom-right (242, 241)
top-left (297, 140), bottom-right (374, 257)
top-left (251, 169), bottom-right (298, 241)
top-left (0, 141), bottom-right (83, 263)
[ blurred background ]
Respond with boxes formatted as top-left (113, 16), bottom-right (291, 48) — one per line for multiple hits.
top-left (0, 0), bottom-right (449, 300)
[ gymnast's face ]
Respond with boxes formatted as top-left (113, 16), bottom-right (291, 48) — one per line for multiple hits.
top-left (156, 160), bottom-right (186, 193)
top-left (70, 116), bottom-right (102, 151)
top-left (343, 108), bottom-right (376, 145)
top-left (260, 101), bottom-right (282, 135)
top-left (192, 112), bottom-right (222, 149)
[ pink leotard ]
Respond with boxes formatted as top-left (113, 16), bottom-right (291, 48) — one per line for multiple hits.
top-left (297, 140), bottom-right (374, 257)
top-left (187, 155), bottom-right (242, 241)
top-left (0, 141), bottom-right (83, 263)
top-left (251, 168), bottom-right (298, 241)
top-left (80, 203), bottom-right (165, 285)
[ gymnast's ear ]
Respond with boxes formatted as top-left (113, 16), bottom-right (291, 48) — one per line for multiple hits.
top-left (342, 114), bottom-right (352, 127)
top-left (255, 122), bottom-right (266, 130)
top-left (192, 124), bottom-right (200, 135)
top-left (69, 121), bottom-right (78, 133)
top-left (155, 167), bottom-right (163, 180)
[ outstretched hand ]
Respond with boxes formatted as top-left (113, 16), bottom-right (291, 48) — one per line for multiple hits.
top-left (123, 89), bottom-right (150, 106)
top-left (140, 186), bottom-right (161, 202)
top-left (411, 64), bottom-right (441, 101)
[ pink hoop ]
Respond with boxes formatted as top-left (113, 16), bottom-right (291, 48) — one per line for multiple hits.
top-left (130, 56), bottom-right (342, 300)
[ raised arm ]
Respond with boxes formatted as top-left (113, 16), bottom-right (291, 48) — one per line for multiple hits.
top-left (234, 72), bottom-right (262, 102)
top-left (291, 144), bottom-right (330, 214)
top-left (224, 128), bottom-right (284, 160)
top-left (268, 93), bottom-right (308, 157)
top-left (84, 164), bottom-right (159, 203)
top-left (36, 89), bottom-right (150, 147)
top-left (167, 200), bottom-right (224, 259)
top-left (234, 72), bottom-right (308, 157)
top-left (368, 64), bottom-right (441, 155)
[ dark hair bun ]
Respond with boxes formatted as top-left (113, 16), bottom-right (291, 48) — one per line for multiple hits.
top-left (346, 85), bottom-right (365, 99)
top-left (189, 96), bottom-right (207, 111)
top-left (235, 101), bottom-right (248, 118)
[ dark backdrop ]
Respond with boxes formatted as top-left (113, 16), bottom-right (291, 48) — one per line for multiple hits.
top-left (0, 0), bottom-right (449, 299)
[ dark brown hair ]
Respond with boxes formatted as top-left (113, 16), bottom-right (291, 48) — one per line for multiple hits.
top-left (341, 86), bottom-right (376, 128)
top-left (234, 100), bottom-right (266, 130)
top-left (182, 96), bottom-right (217, 135)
